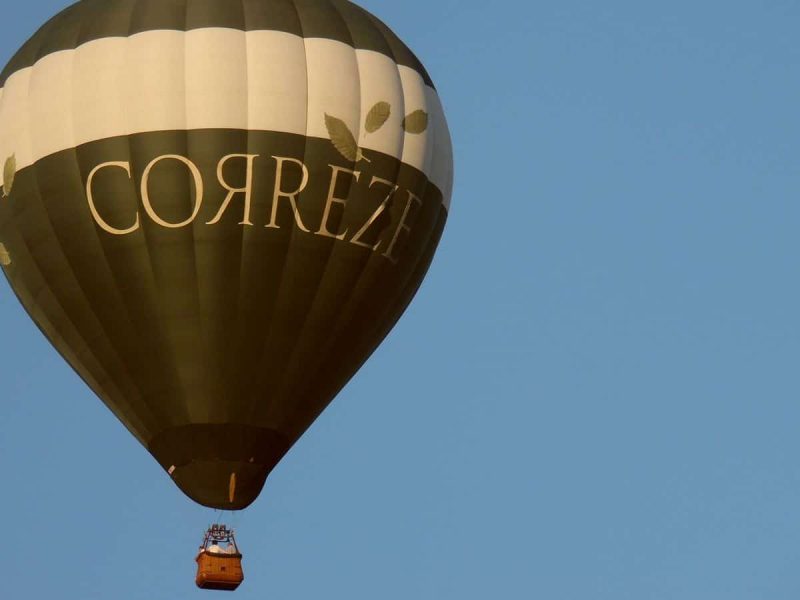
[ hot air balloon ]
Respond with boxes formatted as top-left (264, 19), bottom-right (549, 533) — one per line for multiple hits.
top-left (0, 0), bottom-right (453, 513)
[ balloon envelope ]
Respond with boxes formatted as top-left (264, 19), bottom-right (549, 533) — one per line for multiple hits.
top-left (0, 0), bottom-right (452, 509)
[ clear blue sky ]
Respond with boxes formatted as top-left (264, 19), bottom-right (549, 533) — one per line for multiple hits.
top-left (2, 1), bottom-right (800, 598)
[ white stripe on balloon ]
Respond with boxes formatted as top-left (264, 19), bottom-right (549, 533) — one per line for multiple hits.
top-left (0, 28), bottom-right (452, 206)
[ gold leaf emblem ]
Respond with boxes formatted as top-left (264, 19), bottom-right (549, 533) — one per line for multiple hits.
top-left (365, 101), bottom-right (391, 133)
top-left (402, 110), bottom-right (429, 134)
top-left (324, 113), bottom-right (368, 162)
top-left (3, 154), bottom-right (16, 197)
top-left (0, 243), bottom-right (11, 266)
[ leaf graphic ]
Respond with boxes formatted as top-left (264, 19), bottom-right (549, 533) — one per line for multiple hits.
top-left (3, 154), bottom-right (16, 197)
top-left (365, 101), bottom-right (391, 133)
top-left (403, 110), bottom-right (429, 134)
top-left (325, 113), bottom-right (361, 162)
top-left (324, 114), bottom-right (371, 162)
top-left (0, 243), bottom-right (10, 266)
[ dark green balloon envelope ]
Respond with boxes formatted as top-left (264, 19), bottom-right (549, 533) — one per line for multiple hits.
top-left (0, 0), bottom-right (452, 509)
top-left (0, 129), bottom-right (446, 508)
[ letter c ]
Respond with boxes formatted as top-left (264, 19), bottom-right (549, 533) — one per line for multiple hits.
top-left (85, 161), bottom-right (140, 235)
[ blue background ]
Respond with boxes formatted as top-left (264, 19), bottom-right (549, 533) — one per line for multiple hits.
top-left (2, 1), bottom-right (800, 598)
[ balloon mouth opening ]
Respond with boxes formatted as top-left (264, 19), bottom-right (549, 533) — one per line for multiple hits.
top-left (169, 459), bottom-right (269, 510)
top-left (148, 424), bottom-right (291, 510)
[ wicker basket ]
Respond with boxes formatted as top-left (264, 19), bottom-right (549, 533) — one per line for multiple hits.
top-left (196, 551), bottom-right (244, 591)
